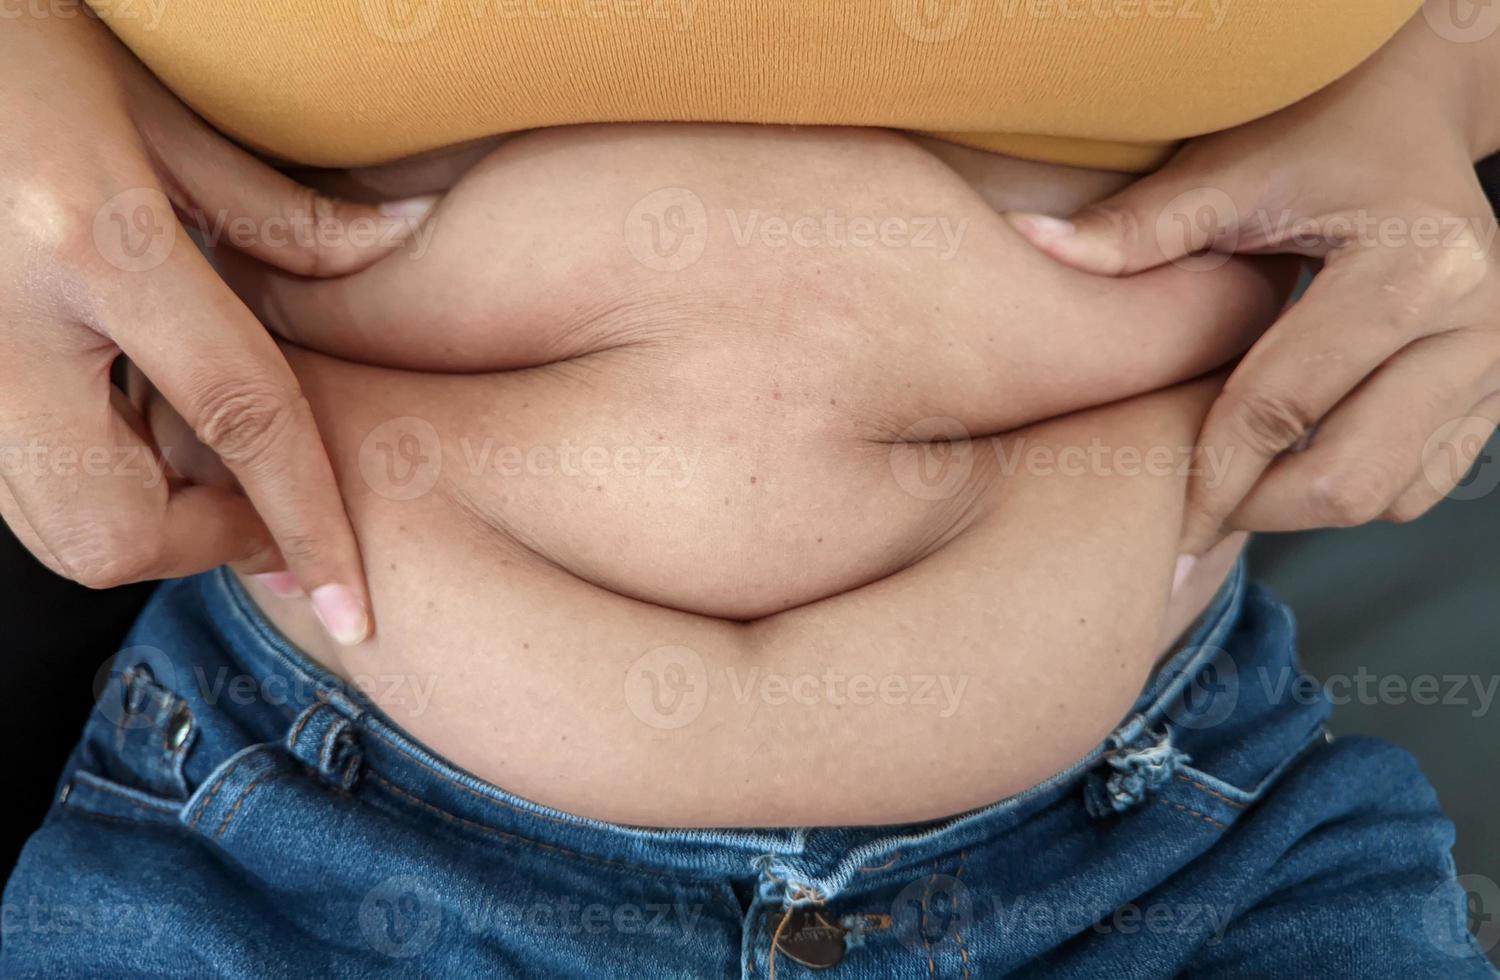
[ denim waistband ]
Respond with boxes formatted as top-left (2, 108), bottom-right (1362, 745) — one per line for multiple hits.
top-left (174, 559), bottom-right (1248, 891)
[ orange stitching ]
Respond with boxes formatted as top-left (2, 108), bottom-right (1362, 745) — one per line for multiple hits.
top-left (955, 850), bottom-right (971, 980)
top-left (74, 774), bottom-right (179, 812)
top-left (1174, 774), bottom-right (1247, 809)
top-left (65, 808), bottom-right (193, 831)
top-left (767, 906), bottom-right (794, 980)
top-left (187, 758), bottom-right (242, 831)
top-left (920, 870), bottom-right (937, 977)
top-left (375, 737), bottom-right (580, 830)
top-left (1158, 798), bottom-right (1227, 830)
top-left (364, 771), bottom-right (713, 884)
top-left (215, 769), bottom-right (281, 840)
top-left (287, 704), bottom-right (320, 749)
top-left (319, 719), bottom-right (345, 771)
top-left (859, 854), bottom-right (899, 873)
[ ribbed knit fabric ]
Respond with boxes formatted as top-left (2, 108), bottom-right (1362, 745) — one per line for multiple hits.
top-left (94, 0), bottom-right (1419, 171)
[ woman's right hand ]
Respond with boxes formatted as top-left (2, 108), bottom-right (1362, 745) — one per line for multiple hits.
top-left (0, 12), bottom-right (433, 644)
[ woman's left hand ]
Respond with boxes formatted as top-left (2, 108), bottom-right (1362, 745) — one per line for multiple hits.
top-left (1005, 0), bottom-right (1500, 560)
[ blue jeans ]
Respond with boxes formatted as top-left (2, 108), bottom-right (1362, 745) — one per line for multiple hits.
top-left (2, 562), bottom-right (1493, 978)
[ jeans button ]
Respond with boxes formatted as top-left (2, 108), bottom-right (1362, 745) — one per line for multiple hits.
top-left (771, 906), bottom-right (847, 969)
top-left (166, 705), bottom-right (194, 750)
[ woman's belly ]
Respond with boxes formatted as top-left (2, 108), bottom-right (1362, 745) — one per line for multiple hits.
top-left (178, 124), bottom-right (1285, 826)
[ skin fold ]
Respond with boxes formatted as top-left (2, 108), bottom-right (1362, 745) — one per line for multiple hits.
top-left (145, 124), bottom-right (1290, 826)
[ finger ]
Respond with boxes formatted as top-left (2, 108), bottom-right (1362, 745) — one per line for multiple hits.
top-left (0, 355), bottom-right (278, 586)
top-left (95, 239), bottom-right (373, 644)
top-left (1079, 253), bottom-right (1304, 392)
top-left (0, 475), bottom-right (63, 574)
top-left (1383, 392), bottom-right (1500, 523)
top-left (982, 253), bottom-right (1302, 429)
top-left (1003, 155), bottom-right (1256, 276)
top-left (212, 226), bottom-right (556, 372)
top-left (1181, 244), bottom-right (1452, 553)
top-left (1224, 332), bottom-right (1495, 533)
top-left (210, 246), bottom-right (431, 367)
top-left (144, 106), bottom-right (436, 279)
top-left (123, 360), bottom-right (238, 489)
top-left (124, 362), bottom-right (295, 585)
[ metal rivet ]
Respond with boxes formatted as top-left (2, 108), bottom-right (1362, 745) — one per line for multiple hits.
top-left (166, 706), bottom-right (193, 750)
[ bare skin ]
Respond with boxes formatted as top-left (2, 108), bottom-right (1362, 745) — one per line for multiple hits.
top-left (146, 124), bottom-right (1285, 826)
top-left (0, 12), bottom-right (442, 642)
top-left (1011, 1), bottom-right (1500, 553)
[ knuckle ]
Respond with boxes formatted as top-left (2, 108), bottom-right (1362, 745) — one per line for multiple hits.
top-left (48, 521), bottom-right (158, 589)
top-left (1307, 459), bottom-right (1400, 528)
top-left (275, 531), bottom-right (322, 565)
top-left (1385, 236), bottom-right (1491, 323)
top-left (1422, 228), bottom-right (1491, 294)
top-left (1223, 387), bottom-right (1317, 457)
top-left (192, 378), bottom-right (306, 468)
top-left (1103, 207), bottom-right (1144, 251)
top-left (1181, 506), bottom-right (1224, 548)
top-left (10, 188), bottom-right (99, 275)
top-left (282, 187), bottom-right (346, 276)
top-left (1384, 493), bottom-right (1433, 525)
top-left (1079, 207), bottom-right (1144, 267)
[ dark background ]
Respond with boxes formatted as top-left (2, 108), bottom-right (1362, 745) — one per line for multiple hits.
top-left (1, 156), bottom-right (1497, 962)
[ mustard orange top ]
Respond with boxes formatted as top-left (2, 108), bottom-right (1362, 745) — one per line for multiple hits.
top-left (94, 0), bottom-right (1420, 172)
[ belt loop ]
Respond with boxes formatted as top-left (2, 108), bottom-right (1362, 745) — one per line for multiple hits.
top-left (106, 662), bottom-right (197, 799)
top-left (285, 700), bottom-right (363, 791)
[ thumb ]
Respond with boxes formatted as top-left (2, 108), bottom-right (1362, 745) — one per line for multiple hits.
top-left (151, 112), bottom-right (437, 278)
top-left (1003, 159), bottom-right (1252, 277)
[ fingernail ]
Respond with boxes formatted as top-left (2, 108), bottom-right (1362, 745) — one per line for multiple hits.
top-left (1005, 212), bottom-right (1076, 242)
top-left (249, 571), bottom-right (302, 599)
top-left (1171, 554), bottom-right (1198, 595)
top-left (380, 195), bottom-right (438, 221)
top-left (311, 583), bottom-right (370, 647)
